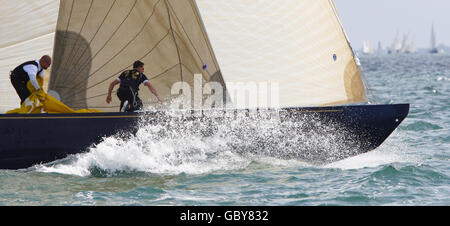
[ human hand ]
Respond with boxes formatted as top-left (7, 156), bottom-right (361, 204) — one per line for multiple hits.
top-left (36, 89), bottom-right (46, 102)
top-left (106, 95), bottom-right (112, 104)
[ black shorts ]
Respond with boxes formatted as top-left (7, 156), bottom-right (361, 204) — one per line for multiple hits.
top-left (10, 72), bottom-right (30, 104)
top-left (117, 87), bottom-right (143, 112)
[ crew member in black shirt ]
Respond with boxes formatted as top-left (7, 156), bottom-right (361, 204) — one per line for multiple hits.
top-left (106, 61), bottom-right (162, 112)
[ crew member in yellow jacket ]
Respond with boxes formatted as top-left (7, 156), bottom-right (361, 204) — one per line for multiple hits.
top-left (7, 68), bottom-right (102, 114)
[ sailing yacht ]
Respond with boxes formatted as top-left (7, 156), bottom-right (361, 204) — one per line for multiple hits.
top-left (362, 41), bottom-right (374, 55)
top-left (399, 33), bottom-right (409, 54)
top-left (0, 0), bottom-right (409, 169)
top-left (376, 41), bottom-right (385, 55)
top-left (388, 31), bottom-right (401, 54)
top-left (406, 38), bottom-right (417, 54)
top-left (430, 24), bottom-right (444, 54)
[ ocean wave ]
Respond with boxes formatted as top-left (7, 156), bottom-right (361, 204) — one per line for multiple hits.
top-left (36, 110), bottom-right (368, 177)
top-left (403, 120), bottom-right (443, 131)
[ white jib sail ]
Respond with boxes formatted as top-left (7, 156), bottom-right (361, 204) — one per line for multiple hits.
top-left (196, 0), bottom-right (368, 107)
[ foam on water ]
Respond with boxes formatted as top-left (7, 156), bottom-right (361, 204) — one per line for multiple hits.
top-left (36, 109), bottom-right (417, 178)
top-left (36, 108), bottom-right (365, 177)
top-left (37, 122), bottom-right (251, 177)
top-left (325, 144), bottom-right (416, 170)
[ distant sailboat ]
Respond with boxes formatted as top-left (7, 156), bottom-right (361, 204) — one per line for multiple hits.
top-left (430, 24), bottom-right (444, 54)
top-left (362, 41), bottom-right (374, 55)
top-left (406, 38), bottom-right (417, 54)
top-left (388, 31), bottom-right (401, 54)
top-left (0, 0), bottom-right (409, 169)
top-left (399, 33), bottom-right (409, 54)
top-left (376, 41), bottom-right (385, 55)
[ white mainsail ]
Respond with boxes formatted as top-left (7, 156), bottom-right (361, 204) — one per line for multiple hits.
top-left (1, 0), bottom-right (368, 113)
top-left (0, 0), bottom-right (60, 112)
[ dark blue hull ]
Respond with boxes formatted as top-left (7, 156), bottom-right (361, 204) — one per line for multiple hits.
top-left (0, 104), bottom-right (409, 169)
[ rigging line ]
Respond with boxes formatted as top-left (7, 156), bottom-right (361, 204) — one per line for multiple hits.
top-left (166, 0), bottom-right (212, 77)
top-left (190, 0), bottom-right (220, 71)
top-left (165, 0), bottom-right (183, 83)
top-left (61, 0), bottom-right (162, 96)
top-left (58, 0), bottom-right (95, 88)
top-left (61, 0), bottom-right (139, 87)
top-left (148, 63), bottom-right (180, 81)
top-left (50, 0), bottom-right (76, 83)
top-left (67, 91), bottom-right (114, 104)
top-left (56, 0), bottom-right (118, 84)
top-left (63, 30), bottom-right (172, 100)
top-left (180, 63), bottom-right (196, 78)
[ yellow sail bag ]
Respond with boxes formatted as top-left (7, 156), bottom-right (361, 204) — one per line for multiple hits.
top-left (7, 75), bottom-right (102, 114)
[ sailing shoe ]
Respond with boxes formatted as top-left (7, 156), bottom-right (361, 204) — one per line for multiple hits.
top-left (121, 101), bottom-right (129, 112)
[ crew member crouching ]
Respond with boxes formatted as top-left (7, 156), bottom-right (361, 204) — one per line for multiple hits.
top-left (106, 61), bottom-right (162, 112)
top-left (10, 55), bottom-right (51, 104)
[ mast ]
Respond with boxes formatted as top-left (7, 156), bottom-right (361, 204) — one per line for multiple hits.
top-left (430, 24), bottom-right (439, 54)
top-left (377, 41), bottom-right (384, 55)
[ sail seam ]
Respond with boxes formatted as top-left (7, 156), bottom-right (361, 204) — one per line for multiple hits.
top-left (62, 0), bottom-right (162, 98)
top-left (165, 0), bottom-right (183, 82)
top-left (58, 0), bottom-right (95, 88)
top-left (64, 30), bottom-right (172, 103)
top-left (50, 0), bottom-right (76, 84)
top-left (68, 91), bottom-right (117, 104)
top-left (171, 30), bottom-right (210, 82)
top-left (53, 0), bottom-right (117, 88)
top-left (78, 0), bottom-right (139, 74)
top-left (0, 32), bottom-right (55, 50)
top-left (166, 0), bottom-right (211, 77)
top-left (148, 63), bottom-right (180, 81)
top-left (59, 0), bottom-right (139, 95)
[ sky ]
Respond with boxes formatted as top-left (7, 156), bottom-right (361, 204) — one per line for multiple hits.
top-left (334, 0), bottom-right (450, 50)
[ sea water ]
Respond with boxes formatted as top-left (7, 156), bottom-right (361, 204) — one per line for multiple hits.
top-left (0, 54), bottom-right (448, 206)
